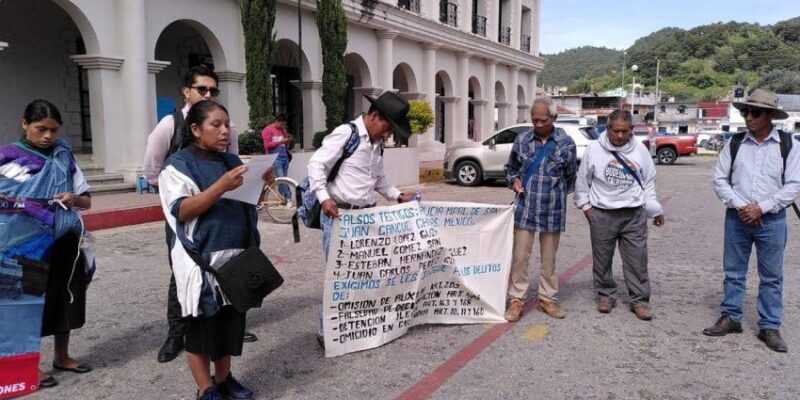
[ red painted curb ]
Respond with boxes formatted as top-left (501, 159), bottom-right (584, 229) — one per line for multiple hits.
top-left (81, 205), bottom-right (164, 231)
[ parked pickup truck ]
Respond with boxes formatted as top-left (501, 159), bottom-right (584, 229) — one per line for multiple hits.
top-left (633, 132), bottom-right (697, 165)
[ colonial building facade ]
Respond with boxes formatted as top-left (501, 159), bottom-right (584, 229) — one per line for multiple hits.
top-left (0, 0), bottom-right (542, 178)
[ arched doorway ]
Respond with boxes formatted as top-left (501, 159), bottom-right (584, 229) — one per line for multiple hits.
top-left (0, 0), bottom-right (95, 152)
top-left (344, 52), bottom-right (372, 120)
top-left (495, 81), bottom-right (507, 130)
top-left (468, 76), bottom-right (483, 141)
top-left (154, 21), bottom-right (216, 120)
top-left (435, 71), bottom-right (454, 145)
top-left (392, 63), bottom-right (418, 146)
top-left (273, 39), bottom-right (311, 148)
top-left (517, 85), bottom-right (527, 123)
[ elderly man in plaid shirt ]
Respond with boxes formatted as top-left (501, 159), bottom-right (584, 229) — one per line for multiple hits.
top-left (503, 98), bottom-right (578, 321)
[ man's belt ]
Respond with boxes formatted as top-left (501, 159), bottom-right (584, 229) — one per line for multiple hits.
top-left (336, 202), bottom-right (376, 210)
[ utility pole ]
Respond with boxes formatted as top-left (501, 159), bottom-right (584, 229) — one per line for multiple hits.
top-left (654, 58), bottom-right (660, 127)
top-left (620, 51), bottom-right (626, 107)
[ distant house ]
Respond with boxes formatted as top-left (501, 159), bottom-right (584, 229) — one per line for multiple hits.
top-left (656, 101), bottom-right (698, 133)
top-left (726, 93), bottom-right (800, 133)
top-left (696, 101), bottom-right (729, 132)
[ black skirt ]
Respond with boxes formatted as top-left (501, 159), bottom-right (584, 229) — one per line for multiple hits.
top-left (41, 233), bottom-right (87, 337)
top-left (184, 306), bottom-right (245, 361)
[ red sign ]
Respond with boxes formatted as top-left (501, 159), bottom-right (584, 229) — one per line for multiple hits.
top-left (0, 353), bottom-right (39, 399)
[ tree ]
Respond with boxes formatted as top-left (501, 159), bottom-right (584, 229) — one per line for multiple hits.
top-left (317, 0), bottom-right (349, 132)
top-left (757, 70), bottom-right (800, 94)
top-left (240, 0), bottom-right (277, 133)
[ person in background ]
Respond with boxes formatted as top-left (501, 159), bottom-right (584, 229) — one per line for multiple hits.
top-left (159, 100), bottom-right (257, 400)
top-left (0, 100), bottom-right (93, 388)
top-left (261, 114), bottom-right (293, 201)
top-left (142, 65), bottom-right (255, 364)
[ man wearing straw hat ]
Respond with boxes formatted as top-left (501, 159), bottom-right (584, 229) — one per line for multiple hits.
top-left (705, 88), bottom-right (800, 353)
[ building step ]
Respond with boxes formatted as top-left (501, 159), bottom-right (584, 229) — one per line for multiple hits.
top-left (86, 173), bottom-right (125, 185)
top-left (89, 182), bottom-right (137, 194)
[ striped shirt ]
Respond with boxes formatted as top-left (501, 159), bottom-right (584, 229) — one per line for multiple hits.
top-left (505, 128), bottom-right (577, 232)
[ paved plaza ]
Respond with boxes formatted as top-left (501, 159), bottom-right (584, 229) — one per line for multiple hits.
top-left (30, 156), bottom-right (800, 400)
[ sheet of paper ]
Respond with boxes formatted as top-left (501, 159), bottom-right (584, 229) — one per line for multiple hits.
top-left (221, 154), bottom-right (277, 205)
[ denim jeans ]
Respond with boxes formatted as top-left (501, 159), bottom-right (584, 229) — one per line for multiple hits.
top-left (272, 156), bottom-right (291, 200)
top-left (721, 208), bottom-right (786, 330)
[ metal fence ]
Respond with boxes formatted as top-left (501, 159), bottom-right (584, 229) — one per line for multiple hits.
top-left (439, 1), bottom-right (458, 27)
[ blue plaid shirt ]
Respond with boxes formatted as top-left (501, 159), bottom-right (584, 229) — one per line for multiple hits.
top-left (504, 128), bottom-right (577, 232)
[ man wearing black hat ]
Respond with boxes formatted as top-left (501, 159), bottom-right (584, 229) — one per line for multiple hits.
top-left (706, 88), bottom-right (800, 353)
top-left (307, 91), bottom-right (416, 344)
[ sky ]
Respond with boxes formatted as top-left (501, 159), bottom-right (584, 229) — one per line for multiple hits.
top-left (539, 0), bottom-right (799, 54)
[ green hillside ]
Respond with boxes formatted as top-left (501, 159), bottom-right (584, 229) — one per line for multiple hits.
top-left (541, 17), bottom-right (800, 99)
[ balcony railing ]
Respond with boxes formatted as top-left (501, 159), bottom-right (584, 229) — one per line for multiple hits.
top-left (521, 34), bottom-right (531, 52)
top-left (439, 1), bottom-right (458, 27)
top-left (499, 26), bottom-right (511, 45)
top-left (472, 15), bottom-right (487, 36)
top-left (397, 0), bottom-right (420, 13)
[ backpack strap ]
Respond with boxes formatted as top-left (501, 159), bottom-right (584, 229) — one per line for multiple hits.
top-left (327, 122), bottom-right (360, 183)
top-left (167, 109), bottom-right (187, 159)
top-left (727, 132), bottom-right (746, 184)
top-left (778, 129), bottom-right (791, 185)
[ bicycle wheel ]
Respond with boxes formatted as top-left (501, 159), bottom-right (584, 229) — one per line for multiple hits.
top-left (262, 177), bottom-right (298, 224)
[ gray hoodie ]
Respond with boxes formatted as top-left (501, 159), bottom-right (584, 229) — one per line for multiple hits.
top-left (574, 132), bottom-right (663, 217)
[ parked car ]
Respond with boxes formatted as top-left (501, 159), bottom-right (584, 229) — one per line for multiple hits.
top-left (632, 131), bottom-right (697, 164)
top-left (443, 123), bottom-right (598, 186)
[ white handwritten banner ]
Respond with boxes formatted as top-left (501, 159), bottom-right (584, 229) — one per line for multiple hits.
top-left (322, 201), bottom-right (513, 357)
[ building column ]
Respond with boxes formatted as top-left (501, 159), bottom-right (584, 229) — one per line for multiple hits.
top-left (484, 59), bottom-right (497, 140)
top-left (460, 0), bottom-right (473, 34)
top-left (511, 0), bottom-right (522, 49)
top-left (532, 0), bottom-right (542, 56)
top-left (70, 55), bottom-right (124, 172)
top-left (486, 0), bottom-right (498, 43)
top-left (376, 30), bottom-right (398, 92)
top-left (293, 80), bottom-right (324, 150)
top-left (118, 0), bottom-right (149, 179)
top-left (353, 87), bottom-right (383, 115)
top-left (496, 102), bottom-right (510, 128)
top-left (470, 99), bottom-right (486, 140)
top-left (530, 71), bottom-right (539, 102)
top-left (518, 104), bottom-right (529, 123)
top-left (147, 60), bottom-right (171, 127)
top-left (454, 51), bottom-right (472, 144)
top-left (509, 65), bottom-right (519, 123)
top-left (216, 71), bottom-right (247, 135)
top-left (418, 42), bottom-right (444, 161)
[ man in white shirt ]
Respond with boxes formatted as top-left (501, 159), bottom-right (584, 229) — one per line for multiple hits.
top-left (307, 91), bottom-right (415, 346)
top-left (705, 88), bottom-right (800, 353)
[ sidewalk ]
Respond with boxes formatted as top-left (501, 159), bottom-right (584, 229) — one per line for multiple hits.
top-left (81, 192), bottom-right (162, 231)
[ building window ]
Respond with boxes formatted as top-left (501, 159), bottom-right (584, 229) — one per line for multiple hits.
top-left (439, 1), bottom-right (458, 27)
top-left (679, 125), bottom-right (688, 133)
top-left (521, 35), bottom-right (531, 52)
top-left (499, 26), bottom-right (511, 45)
top-left (397, 0), bottom-right (420, 13)
top-left (794, 122), bottom-right (800, 133)
top-left (472, 14), bottom-right (487, 36)
top-left (677, 105), bottom-right (686, 114)
top-left (659, 105), bottom-right (666, 112)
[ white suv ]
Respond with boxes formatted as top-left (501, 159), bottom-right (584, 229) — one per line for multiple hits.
top-left (443, 123), bottom-right (598, 186)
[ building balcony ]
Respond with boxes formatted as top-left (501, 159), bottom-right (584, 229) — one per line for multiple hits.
top-left (439, 1), bottom-right (458, 27)
top-left (521, 34), bottom-right (531, 52)
top-left (472, 15), bottom-right (487, 37)
top-left (499, 26), bottom-right (511, 45)
top-left (397, 0), bottom-right (420, 13)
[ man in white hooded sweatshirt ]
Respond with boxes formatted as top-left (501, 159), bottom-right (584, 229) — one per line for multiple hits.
top-left (575, 110), bottom-right (666, 320)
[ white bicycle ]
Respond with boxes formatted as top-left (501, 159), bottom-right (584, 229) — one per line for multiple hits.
top-left (258, 176), bottom-right (298, 224)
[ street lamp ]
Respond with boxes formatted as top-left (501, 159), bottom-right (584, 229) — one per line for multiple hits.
top-left (630, 64), bottom-right (638, 114)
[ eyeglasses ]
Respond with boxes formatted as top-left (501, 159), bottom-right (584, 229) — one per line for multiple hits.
top-left (739, 107), bottom-right (766, 119)
top-left (191, 86), bottom-right (221, 97)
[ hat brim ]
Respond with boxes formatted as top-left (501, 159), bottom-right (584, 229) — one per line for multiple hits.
top-left (364, 95), bottom-right (411, 139)
top-left (732, 101), bottom-right (789, 120)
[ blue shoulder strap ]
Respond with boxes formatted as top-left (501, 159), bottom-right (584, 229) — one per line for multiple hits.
top-left (522, 139), bottom-right (555, 186)
top-left (610, 151), bottom-right (643, 189)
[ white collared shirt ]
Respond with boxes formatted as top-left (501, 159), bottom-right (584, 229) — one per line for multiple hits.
top-left (307, 116), bottom-right (401, 206)
top-left (713, 126), bottom-right (800, 214)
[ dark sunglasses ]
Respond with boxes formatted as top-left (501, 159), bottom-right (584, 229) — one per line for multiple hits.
top-left (739, 107), bottom-right (767, 119)
top-left (192, 86), bottom-right (221, 97)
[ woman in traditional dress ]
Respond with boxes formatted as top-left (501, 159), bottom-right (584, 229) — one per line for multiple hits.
top-left (0, 100), bottom-right (92, 388)
top-left (158, 100), bottom-right (257, 400)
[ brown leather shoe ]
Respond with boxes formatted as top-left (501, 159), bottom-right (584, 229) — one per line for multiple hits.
top-left (537, 299), bottom-right (566, 319)
top-left (757, 329), bottom-right (788, 353)
top-left (702, 316), bottom-right (743, 336)
top-left (504, 299), bottom-right (524, 322)
top-left (597, 298), bottom-right (616, 313)
top-left (631, 305), bottom-right (653, 321)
